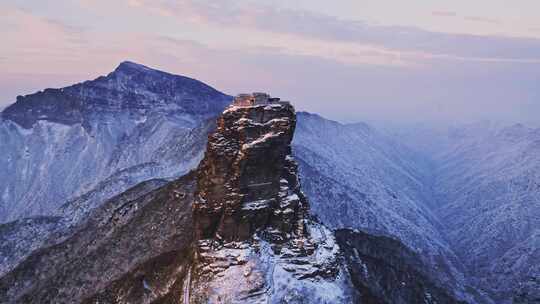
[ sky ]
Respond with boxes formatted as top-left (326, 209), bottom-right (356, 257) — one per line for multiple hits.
top-left (1, 0), bottom-right (539, 125)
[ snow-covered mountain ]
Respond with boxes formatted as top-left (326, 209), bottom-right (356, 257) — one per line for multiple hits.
top-left (0, 97), bottom-right (463, 304)
top-left (292, 113), bottom-right (484, 303)
top-left (426, 123), bottom-right (540, 303)
top-left (0, 62), bottom-right (537, 303)
top-left (0, 61), bottom-right (231, 223)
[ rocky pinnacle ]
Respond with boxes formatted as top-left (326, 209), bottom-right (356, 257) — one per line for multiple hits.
top-left (193, 93), bottom-right (309, 243)
top-left (189, 94), bottom-right (347, 303)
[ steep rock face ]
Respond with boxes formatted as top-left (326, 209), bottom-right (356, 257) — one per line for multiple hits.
top-left (194, 99), bottom-right (305, 242)
top-left (0, 61), bottom-right (230, 223)
top-left (189, 95), bottom-right (354, 303)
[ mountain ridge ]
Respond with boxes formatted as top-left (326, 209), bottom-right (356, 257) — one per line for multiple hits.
top-left (0, 97), bottom-right (463, 303)
top-left (0, 61), bottom-right (231, 223)
top-left (1, 61), bottom-right (537, 303)
top-left (2, 61), bottom-right (231, 129)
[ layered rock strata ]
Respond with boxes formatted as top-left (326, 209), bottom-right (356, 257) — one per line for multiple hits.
top-left (189, 94), bottom-right (353, 303)
top-left (194, 96), bottom-right (306, 242)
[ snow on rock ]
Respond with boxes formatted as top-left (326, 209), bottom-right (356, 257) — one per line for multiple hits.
top-left (0, 61), bottom-right (231, 224)
top-left (190, 97), bottom-right (357, 303)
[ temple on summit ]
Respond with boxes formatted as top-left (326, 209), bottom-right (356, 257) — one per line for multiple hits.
top-left (233, 92), bottom-right (289, 107)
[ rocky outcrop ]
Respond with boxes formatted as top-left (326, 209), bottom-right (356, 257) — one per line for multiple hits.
top-left (193, 98), bottom-right (307, 242)
top-left (189, 95), bottom-right (354, 303)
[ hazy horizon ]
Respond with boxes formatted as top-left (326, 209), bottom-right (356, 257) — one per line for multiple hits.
top-left (1, 0), bottom-right (539, 126)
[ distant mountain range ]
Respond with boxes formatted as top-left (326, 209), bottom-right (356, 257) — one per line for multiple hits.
top-left (1, 62), bottom-right (538, 303)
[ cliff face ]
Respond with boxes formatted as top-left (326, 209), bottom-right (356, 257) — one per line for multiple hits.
top-left (189, 95), bottom-right (354, 303)
top-left (193, 100), bottom-right (307, 242)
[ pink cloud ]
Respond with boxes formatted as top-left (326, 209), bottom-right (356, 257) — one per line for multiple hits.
top-left (119, 1), bottom-right (540, 62)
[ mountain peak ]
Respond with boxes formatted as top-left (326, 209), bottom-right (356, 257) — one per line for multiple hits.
top-left (113, 61), bottom-right (160, 75)
top-left (2, 62), bottom-right (232, 129)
